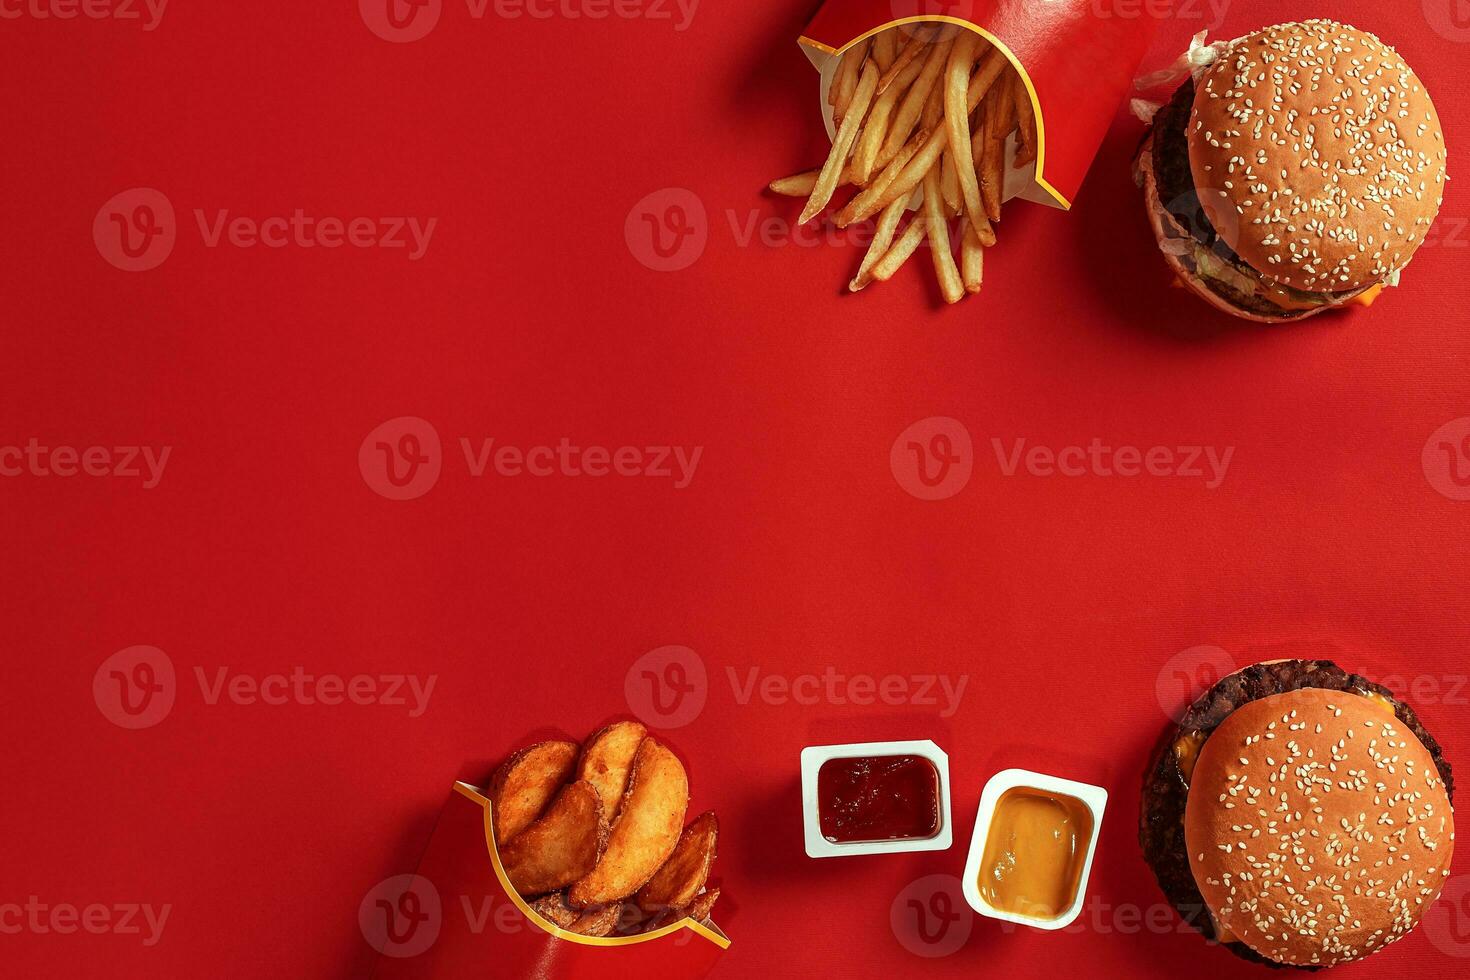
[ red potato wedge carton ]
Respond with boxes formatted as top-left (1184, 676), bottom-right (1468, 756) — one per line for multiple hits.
top-left (368, 782), bottom-right (729, 979)
top-left (800, 0), bottom-right (1164, 209)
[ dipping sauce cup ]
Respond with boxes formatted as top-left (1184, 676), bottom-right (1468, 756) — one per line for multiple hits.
top-left (801, 740), bottom-right (953, 858)
top-left (962, 769), bottom-right (1106, 930)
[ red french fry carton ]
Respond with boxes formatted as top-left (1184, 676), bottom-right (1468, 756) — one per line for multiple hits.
top-left (368, 782), bottom-right (729, 979)
top-left (800, 0), bottom-right (1163, 209)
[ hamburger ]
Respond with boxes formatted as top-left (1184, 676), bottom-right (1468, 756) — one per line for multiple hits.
top-left (1141, 659), bottom-right (1456, 968)
top-left (1135, 21), bottom-right (1448, 322)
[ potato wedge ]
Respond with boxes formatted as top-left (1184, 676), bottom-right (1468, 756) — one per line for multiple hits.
top-left (488, 740), bottom-right (578, 843)
top-left (683, 887), bottom-right (720, 925)
top-left (568, 738), bottom-right (688, 907)
top-left (500, 781), bottom-right (608, 896)
top-left (568, 903), bottom-right (623, 938)
top-left (577, 720), bottom-right (646, 821)
top-left (636, 811), bottom-right (718, 912)
top-left (528, 893), bottom-right (579, 930)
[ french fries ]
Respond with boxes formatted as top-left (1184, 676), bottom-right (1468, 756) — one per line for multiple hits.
top-left (801, 60), bottom-right (879, 224)
top-left (489, 723), bottom-right (719, 937)
top-left (877, 25), bottom-right (932, 94)
top-left (829, 38), bottom-right (870, 125)
top-left (961, 218), bottom-right (985, 294)
top-left (1013, 71), bottom-right (1038, 167)
top-left (488, 740), bottom-right (579, 842)
top-left (874, 37), bottom-right (952, 171)
top-left (769, 23), bottom-right (1028, 306)
top-left (869, 215), bottom-right (928, 283)
top-left (850, 196), bottom-right (907, 292)
top-left (924, 168), bottom-right (965, 305)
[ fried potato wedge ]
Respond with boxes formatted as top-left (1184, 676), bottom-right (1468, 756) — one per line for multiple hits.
top-left (527, 893), bottom-right (579, 930)
top-left (568, 738), bottom-right (688, 907)
top-left (488, 740), bottom-right (578, 844)
top-left (635, 811), bottom-right (718, 912)
top-left (683, 887), bottom-right (720, 925)
top-left (500, 781), bottom-right (608, 896)
top-left (577, 720), bottom-right (646, 821)
top-left (568, 903), bottom-right (624, 938)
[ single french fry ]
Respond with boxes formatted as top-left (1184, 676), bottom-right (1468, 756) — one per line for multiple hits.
top-left (965, 121), bottom-right (998, 243)
top-left (1012, 68), bottom-right (1037, 166)
top-left (872, 28), bottom-right (898, 72)
top-left (831, 39), bottom-right (871, 124)
top-left (976, 84), bottom-right (1005, 222)
top-left (846, 49), bottom-right (1010, 225)
top-left (923, 168), bottom-right (964, 304)
top-left (960, 218), bottom-right (984, 294)
top-left (851, 54), bottom-right (925, 185)
top-left (769, 166), bottom-right (854, 197)
top-left (877, 25), bottom-right (931, 94)
top-left (921, 72), bottom-right (943, 129)
top-left (870, 215), bottom-right (929, 283)
top-left (874, 38), bottom-right (953, 171)
top-left (835, 132), bottom-right (924, 227)
top-left (801, 61), bottom-right (879, 224)
top-left (944, 32), bottom-right (989, 251)
top-left (850, 195), bottom-right (907, 291)
top-left (940, 152), bottom-right (961, 216)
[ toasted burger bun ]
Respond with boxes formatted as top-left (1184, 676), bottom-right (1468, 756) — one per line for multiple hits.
top-left (1189, 21), bottom-right (1447, 295)
top-left (1138, 129), bottom-right (1320, 324)
top-left (1185, 687), bottom-right (1455, 967)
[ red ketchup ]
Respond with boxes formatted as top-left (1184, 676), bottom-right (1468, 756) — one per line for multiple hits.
top-left (817, 755), bottom-right (940, 843)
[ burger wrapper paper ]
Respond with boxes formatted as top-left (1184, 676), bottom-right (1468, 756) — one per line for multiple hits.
top-left (801, 0), bottom-right (1162, 209)
top-left (369, 782), bottom-right (729, 980)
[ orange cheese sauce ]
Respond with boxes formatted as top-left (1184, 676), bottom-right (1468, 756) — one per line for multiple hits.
top-left (978, 788), bottom-right (1093, 919)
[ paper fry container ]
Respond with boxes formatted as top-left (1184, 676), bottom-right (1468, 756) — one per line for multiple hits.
top-left (799, 0), bottom-right (1161, 210)
top-left (369, 782), bottom-right (729, 980)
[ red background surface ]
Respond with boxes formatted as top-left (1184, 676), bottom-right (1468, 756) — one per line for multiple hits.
top-left (2, 1), bottom-right (1468, 977)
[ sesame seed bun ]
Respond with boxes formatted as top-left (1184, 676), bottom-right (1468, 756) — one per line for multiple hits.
top-left (1187, 21), bottom-right (1448, 294)
top-left (1184, 687), bottom-right (1456, 967)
